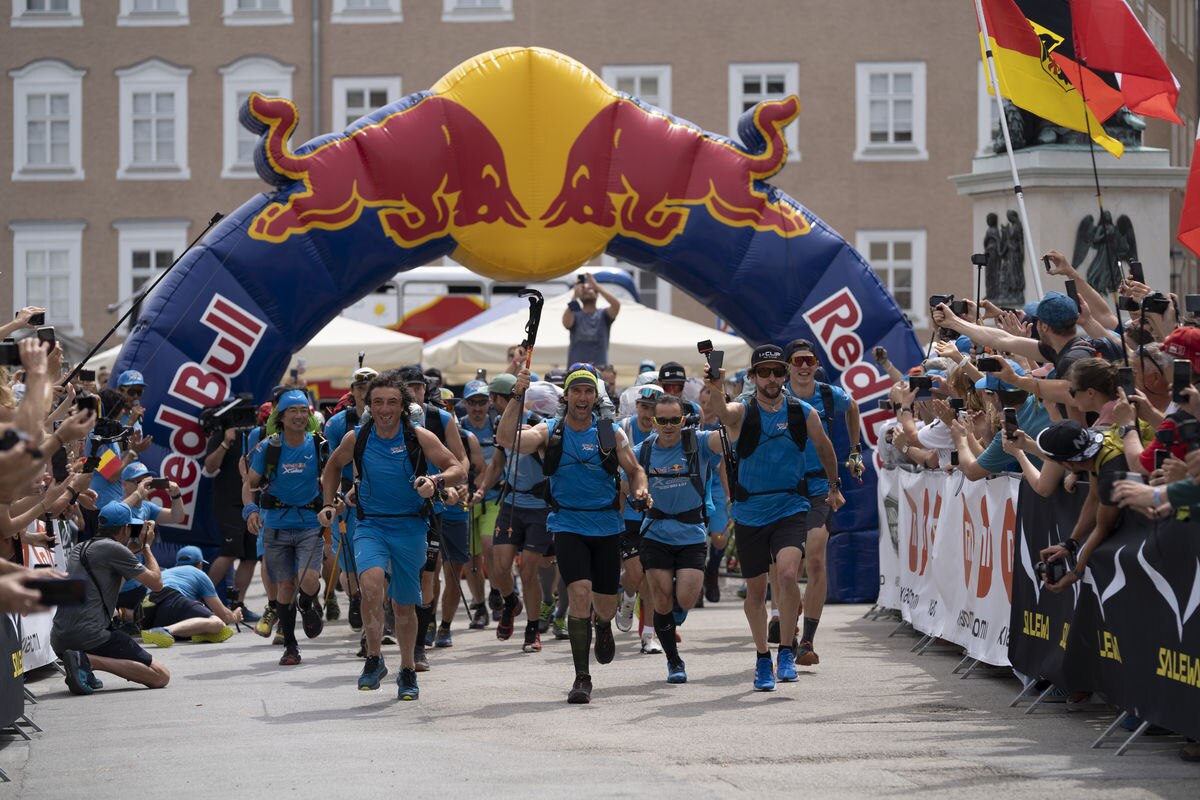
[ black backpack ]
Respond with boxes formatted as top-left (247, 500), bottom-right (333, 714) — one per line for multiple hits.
top-left (731, 397), bottom-right (809, 502)
top-left (636, 428), bottom-right (708, 525)
top-left (350, 416), bottom-right (426, 520)
top-left (541, 415), bottom-right (621, 512)
top-left (260, 431), bottom-right (326, 512)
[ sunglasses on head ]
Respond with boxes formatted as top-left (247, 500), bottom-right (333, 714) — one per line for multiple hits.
top-left (653, 415), bottom-right (683, 426)
top-left (754, 366), bottom-right (787, 379)
top-left (637, 387), bottom-right (663, 401)
top-left (790, 354), bottom-right (818, 366)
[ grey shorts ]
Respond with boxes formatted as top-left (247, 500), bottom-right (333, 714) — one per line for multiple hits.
top-left (263, 527), bottom-right (324, 583)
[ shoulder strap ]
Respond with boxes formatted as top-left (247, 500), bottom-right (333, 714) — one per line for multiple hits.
top-left (405, 421), bottom-right (426, 477)
top-left (542, 417), bottom-right (565, 476)
top-left (78, 540), bottom-right (113, 626)
top-left (682, 427), bottom-right (707, 513)
top-left (424, 403), bottom-right (446, 442)
top-left (352, 418), bottom-right (374, 480)
top-left (637, 434), bottom-right (654, 477)
top-left (736, 400), bottom-right (762, 460)
top-left (264, 434), bottom-right (282, 483)
top-left (818, 382), bottom-right (835, 432)
top-left (786, 397), bottom-right (809, 450)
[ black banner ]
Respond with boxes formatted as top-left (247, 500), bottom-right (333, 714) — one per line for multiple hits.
top-left (1009, 483), bottom-right (1200, 740)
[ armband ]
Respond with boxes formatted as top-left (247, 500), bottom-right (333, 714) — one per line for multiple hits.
top-left (1152, 487), bottom-right (1164, 506)
top-left (241, 503), bottom-right (260, 521)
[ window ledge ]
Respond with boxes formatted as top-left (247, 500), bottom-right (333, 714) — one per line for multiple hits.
top-left (12, 166), bottom-right (84, 182)
top-left (117, 11), bottom-right (189, 26)
top-left (117, 165), bottom-right (191, 180)
top-left (854, 146), bottom-right (928, 162)
top-left (11, 12), bottom-right (82, 27)
top-left (222, 11), bottom-right (292, 25)
top-left (441, 8), bottom-right (513, 22)
top-left (331, 10), bottom-right (401, 23)
top-left (221, 164), bottom-right (260, 179)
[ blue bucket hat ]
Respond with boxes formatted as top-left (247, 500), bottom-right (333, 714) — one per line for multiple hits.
top-left (1036, 291), bottom-right (1079, 329)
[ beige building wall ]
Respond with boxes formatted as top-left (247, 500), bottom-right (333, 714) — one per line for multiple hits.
top-left (2, 0), bottom-right (1195, 347)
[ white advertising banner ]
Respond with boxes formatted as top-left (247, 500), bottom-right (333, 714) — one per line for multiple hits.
top-left (875, 463), bottom-right (901, 611)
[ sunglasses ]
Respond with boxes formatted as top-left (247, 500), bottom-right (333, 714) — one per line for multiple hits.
top-left (637, 387), bottom-right (663, 401)
top-left (653, 416), bottom-right (683, 426)
top-left (754, 366), bottom-right (787, 379)
top-left (123, 388), bottom-right (143, 398)
top-left (465, 397), bottom-right (489, 406)
top-left (790, 355), bottom-right (818, 366)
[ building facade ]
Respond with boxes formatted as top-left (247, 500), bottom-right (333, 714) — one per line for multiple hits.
top-left (2, 0), bottom-right (1196, 347)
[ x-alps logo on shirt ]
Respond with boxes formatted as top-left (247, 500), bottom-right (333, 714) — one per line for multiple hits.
top-left (775, 422), bottom-right (788, 431)
top-left (581, 442), bottom-right (597, 452)
top-left (390, 445), bottom-right (406, 455)
top-left (281, 462), bottom-right (307, 474)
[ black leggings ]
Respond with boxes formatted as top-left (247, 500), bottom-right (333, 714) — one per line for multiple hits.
top-left (553, 532), bottom-right (621, 595)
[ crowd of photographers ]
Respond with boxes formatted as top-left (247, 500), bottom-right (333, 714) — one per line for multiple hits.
top-left (874, 248), bottom-right (1200, 758)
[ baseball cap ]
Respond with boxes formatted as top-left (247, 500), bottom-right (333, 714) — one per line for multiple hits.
top-left (352, 367), bottom-right (378, 385)
top-left (545, 368), bottom-right (568, 387)
top-left (1036, 291), bottom-right (1079, 329)
top-left (564, 368), bottom-right (599, 391)
top-left (117, 369), bottom-right (145, 388)
top-left (1022, 300), bottom-right (1040, 320)
top-left (750, 344), bottom-right (786, 368)
top-left (98, 501), bottom-right (133, 528)
top-left (635, 384), bottom-right (664, 405)
top-left (1163, 326), bottom-right (1200, 371)
top-left (276, 389), bottom-right (309, 412)
top-left (638, 359), bottom-right (657, 374)
top-left (120, 462), bottom-right (152, 483)
top-left (658, 362), bottom-right (686, 384)
top-left (488, 373), bottom-right (516, 396)
top-left (972, 359), bottom-right (1027, 392)
top-left (955, 335), bottom-right (974, 354)
top-left (399, 367), bottom-right (426, 386)
top-left (725, 369), bottom-right (746, 385)
top-left (463, 380), bottom-right (488, 400)
top-left (1036, 420), bottom-right (1103, 462)
top-left (175, 545), bottom-right (206, 567)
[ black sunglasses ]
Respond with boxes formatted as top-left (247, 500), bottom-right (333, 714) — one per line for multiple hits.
top-left (754, 366), bottom-right (787, 379)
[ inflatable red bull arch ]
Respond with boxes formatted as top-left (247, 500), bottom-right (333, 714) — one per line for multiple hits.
top-left (113, 47), bottom-right (922, 549)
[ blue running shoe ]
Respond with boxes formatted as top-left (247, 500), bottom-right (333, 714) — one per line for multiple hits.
top-left (358, 655), bottom-right (388, 690)
top-left (753, 655), bottom-right (776, 691)
top-left (62, 651), bottom-right (94, 696)
top-left (777, 647), bottom-right (798, 682)
top-left (667, 659), bottom-right (687, 684)
top-left (397, 667), bottom-right (419, 701)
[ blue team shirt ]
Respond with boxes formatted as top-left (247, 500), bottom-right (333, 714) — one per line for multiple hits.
top-left (355, 422), bottom-right (425, 525)
top-left (161, 565), bottom-right (218, 601)
top-left (323, 408), bottom-right (359, 482)
top-left (630, 431), bottom-right (713, 547)
top-left (502, 411), bottom-right (548, 510)
top-left (732, 397), bottom-right (812, 526)
top-left (460, 414), bottom-right (500, 502)
top-left (544, 416), bottom-right (623, 537)
top-left (249, 433), bottom-right (321, 529)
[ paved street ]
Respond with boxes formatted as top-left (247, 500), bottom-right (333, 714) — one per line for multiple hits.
top-left (4, 583), bottom-right (1197, 799)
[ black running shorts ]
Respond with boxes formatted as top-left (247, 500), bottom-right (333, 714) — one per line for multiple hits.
top-left (620, 518), bottom-right (642, 561)
top-left (734, 511), bottom-right (808, 579)
top-left (639, 538), bottom-right (706, 572)
top-left (553, 531), bottom-right (621, 595)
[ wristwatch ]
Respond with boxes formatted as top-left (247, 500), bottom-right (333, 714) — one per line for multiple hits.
top-left (828, 477), bottom-right (842, 490)
top-left (1119, 424), bottom-right (1139, 438)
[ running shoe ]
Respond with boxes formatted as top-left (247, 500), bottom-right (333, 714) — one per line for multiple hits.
top-left (667, 659), bottom-right (687, 684)
top-left (523, 626), bottom-right (542, 653)
top-left (796, 640), bottom-right (820, 666)
top-left (358, 655), bottom-right (388, 690)
top-left (304, 604), bottom-right (328, 642)
top-left (753, 655), bottom-right (776, 691)
top-left (552, 616), bottom-right (570, 640)
top-left (255, 605), bottom-right (278, 637)
top-left (192, 626), bottom-right (234, 644)
top-left (325, 593), bottom-right (340, 622)
top-left (396, 667), bottom-right (419, 701)
top-left (704, 572), bottom-right (720, 603)
top-left (414, 647), bottom-right (430, 673)
top-left (639, 631), bottom-right (662, 655)
top-left (496, 597), bottom-right (522, 640)
top-left (61, 651), bottom-right (94, 696)
top-left (279, 646), bottom-right (301, 666)
top-left (777, 647), bottom-right (798, 682)
top-left (348, 594), bottom-right (363, 631)
top-left (615, 594), bottom-right (636, 633)
top-left (468, 602), bottom-right (488, 629)
top-left (140, 627), bottom-right (175, 649)
top-left (381, 630), bottom-right (396, 645)
top-left (488, 587), bottom-right (503, 621)
top-left (567, 674), bottom-right (592, 704)
top-left (273, 630), bottom-right (285, 646)
top-left (538, 601), bottom-right (554, 634)
top-left (435, 625), bottom-right (453, 648)
top-left (767, 617), bottom-right (780, 644)
top-left (423, 620), bottom-right (435, 647)
top-left (595, 619), bottom-right (616, 664)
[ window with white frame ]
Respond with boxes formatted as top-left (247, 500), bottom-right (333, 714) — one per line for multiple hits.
top-left (114, 220), bottom-right (188, 331)
top-left (856, 230), bottom-right (926, 326)
top-left (117, 0), bottom-right (187, 25)
top-left (441, 0), bottom-right (512, 22)
top-left (855, 61), bottom-right (926, 161)
top-left (1148, 7), bottom-right (1167, 55)
top-left (220, 57), bottom-right (294, 178)
top-left (331, 0), bottom-right (400, 23)
top-left (116, 59), bottom-right (191, 179)
top-left (976, 62), bottom-right (1001, 157)
top-left (601, 65), bottom-right (671, 112)
top-left (10, 0), bottom-right (81, 26)
top-left (222, 0), bottom-right (291, 25)
top-left (9, 221), bottom-right (84, 334)
top-left (10, 59), bottom-right (85, 181)
top-left (728, 63), bottom-right (799, 161)
top-left (331, 76), bottom-right (401, 129)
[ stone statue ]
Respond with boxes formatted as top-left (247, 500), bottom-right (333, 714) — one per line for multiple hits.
top-left (994, 210), bottom-right (1026, 306)
top-left (991, 100), bottom-right (1145, 153)
top-left (1073, 211), bottom-right (1138, 293)
top-left (983, 212), bottom-right (1004, 300)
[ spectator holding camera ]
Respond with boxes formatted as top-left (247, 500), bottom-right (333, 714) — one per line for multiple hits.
top-left (563, 273), bottom-right (620, 367)
top-left (51, 501), bottom-right (170, 696)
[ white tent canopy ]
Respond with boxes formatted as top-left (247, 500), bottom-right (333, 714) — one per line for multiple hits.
top-left (86, 315), bottom-right (424, 384)
top-left (424, 290), bottom-right (751, 384)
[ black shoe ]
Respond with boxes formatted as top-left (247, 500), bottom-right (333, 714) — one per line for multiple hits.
top-left (594, 619), bottom-right (615, 665)
top-left (704, 572), bottom-right (720, 603)
top-left (767, 618), bottom-right (780, 645)
top-left (414, 647), bottom-right (429, 673)
top-left (567, 674), bottom-right (592, 704)
top-left (397, 667), bottom-right (419, 701)
top-left (468, 602), bottom-right (488, 629)
top-left (348, 594), bottom-right (363, 631)
top-left (488, 587), bottom-right (503, 614)
top-left (301, 602), bottom-right (324, 639)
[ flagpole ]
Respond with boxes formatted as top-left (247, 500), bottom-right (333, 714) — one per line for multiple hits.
top-left (975, 0), bottom-right (1046, 299)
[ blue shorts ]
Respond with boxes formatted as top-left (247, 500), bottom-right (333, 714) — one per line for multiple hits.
top-left (354, 518), bottom-right (427, 606)
top-left (439, 516), bottom-right (469, 565)
top-left (708, 500), bottom-right (730, 537)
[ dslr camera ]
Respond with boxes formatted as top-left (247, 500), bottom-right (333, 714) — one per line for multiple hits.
top-left (1035, 560), bottom-right (1069, 584)
top-left (199, 396), bottom-right (259, 437)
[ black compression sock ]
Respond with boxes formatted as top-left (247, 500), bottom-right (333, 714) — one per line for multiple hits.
top-left (567, 616), bottom-right (591, 677)
top-left (267, 599), bottom-right (278, 611)
top-left (756, 651), bottom-right (770, 660)
top-left (297, 591), bottom-right (315, 612)
top-left (525, 620), bottom-right (538, 635)
top-left (279, 603), bottom-right (298, 647)
top-left (415, 604), bottom-right (434, 649)
top-left (802, 616), bottom-right (820, 644)
top-left (653, 612), bottom-right (680, 663)
top-left (504, 592), bottom-right (519, 610)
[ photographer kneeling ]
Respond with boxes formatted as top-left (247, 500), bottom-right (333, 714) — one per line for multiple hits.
top-left (50, 501), bottom-right (170, 696)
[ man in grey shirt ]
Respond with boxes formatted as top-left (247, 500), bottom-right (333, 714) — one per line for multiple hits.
top-left (563, 273), bottom-right (621, 367)
top-left (51, 501), bottom-right (171, 696)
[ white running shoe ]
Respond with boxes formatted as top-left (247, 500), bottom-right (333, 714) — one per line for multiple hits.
top-left (615, 593), bottom-right (636, 633)
top-left (640, 631), bottom-right (663, 654)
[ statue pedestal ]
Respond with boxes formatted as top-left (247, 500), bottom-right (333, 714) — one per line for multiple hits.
top-left (950, 146), bottom-right (1187, 303)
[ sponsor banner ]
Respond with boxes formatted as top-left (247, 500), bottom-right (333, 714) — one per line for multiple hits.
top-left (20, 538), bottom-right (65, 672)
top-left (895, 469), bottom-right (949, 637)
top-left (875, 461), bottom-right (901, 610)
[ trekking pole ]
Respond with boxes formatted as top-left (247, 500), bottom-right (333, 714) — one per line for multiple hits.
top-left (507, 290), bottom-right (544, 535)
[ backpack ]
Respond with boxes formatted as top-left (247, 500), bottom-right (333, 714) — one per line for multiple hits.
top-left (260, 431), bottom-right (326, 512)
top-left (541, 415), bottom-right (621, 512)
top-left (350, 416), bottom-right (427, 521)
top-left (495, 413), bottom-right (549, 505)
top-left (636, 428), bottom-right (708, 525)
top-left (731, 397), bottom-right (809, 502)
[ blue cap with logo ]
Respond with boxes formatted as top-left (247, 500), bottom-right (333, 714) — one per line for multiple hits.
top-left (98, 501), bottom-right (134, 528)
top-left (120, 462), bottom-right (152, 483)
top-left (117, 370), bottom-right (145, 388)
top-left (175, 545), bottom-right (206, 567)
top-left (276, 389), bottom-right (309, 412)
top-left (463, 380), bottom-right (488, 400)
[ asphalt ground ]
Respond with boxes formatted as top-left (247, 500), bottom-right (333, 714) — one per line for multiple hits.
top-left (4, 579), bottom-right (1198, 799)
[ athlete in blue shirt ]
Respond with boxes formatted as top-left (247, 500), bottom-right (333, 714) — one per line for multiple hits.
top-left (615, 384), bottom-right (664, 652)
top-left (703, 345), bottom-right (843, 692)
top-left (497, 366), bottom-right (648, 705)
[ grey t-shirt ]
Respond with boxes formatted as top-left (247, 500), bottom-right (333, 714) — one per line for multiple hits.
top-left (51, 538), bottom-right (146, 652)
top-left (567, 308), bottom-right (613, 367)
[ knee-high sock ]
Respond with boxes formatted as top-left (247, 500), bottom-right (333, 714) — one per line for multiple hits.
top-left (414, 604), bottom-right (434, 652)
top-left (279, 603), bottom-right (298, 648)
top-left (567, 616), bottom-right (591, 677)
top-left (654, 611), bottom-right (680, 663)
